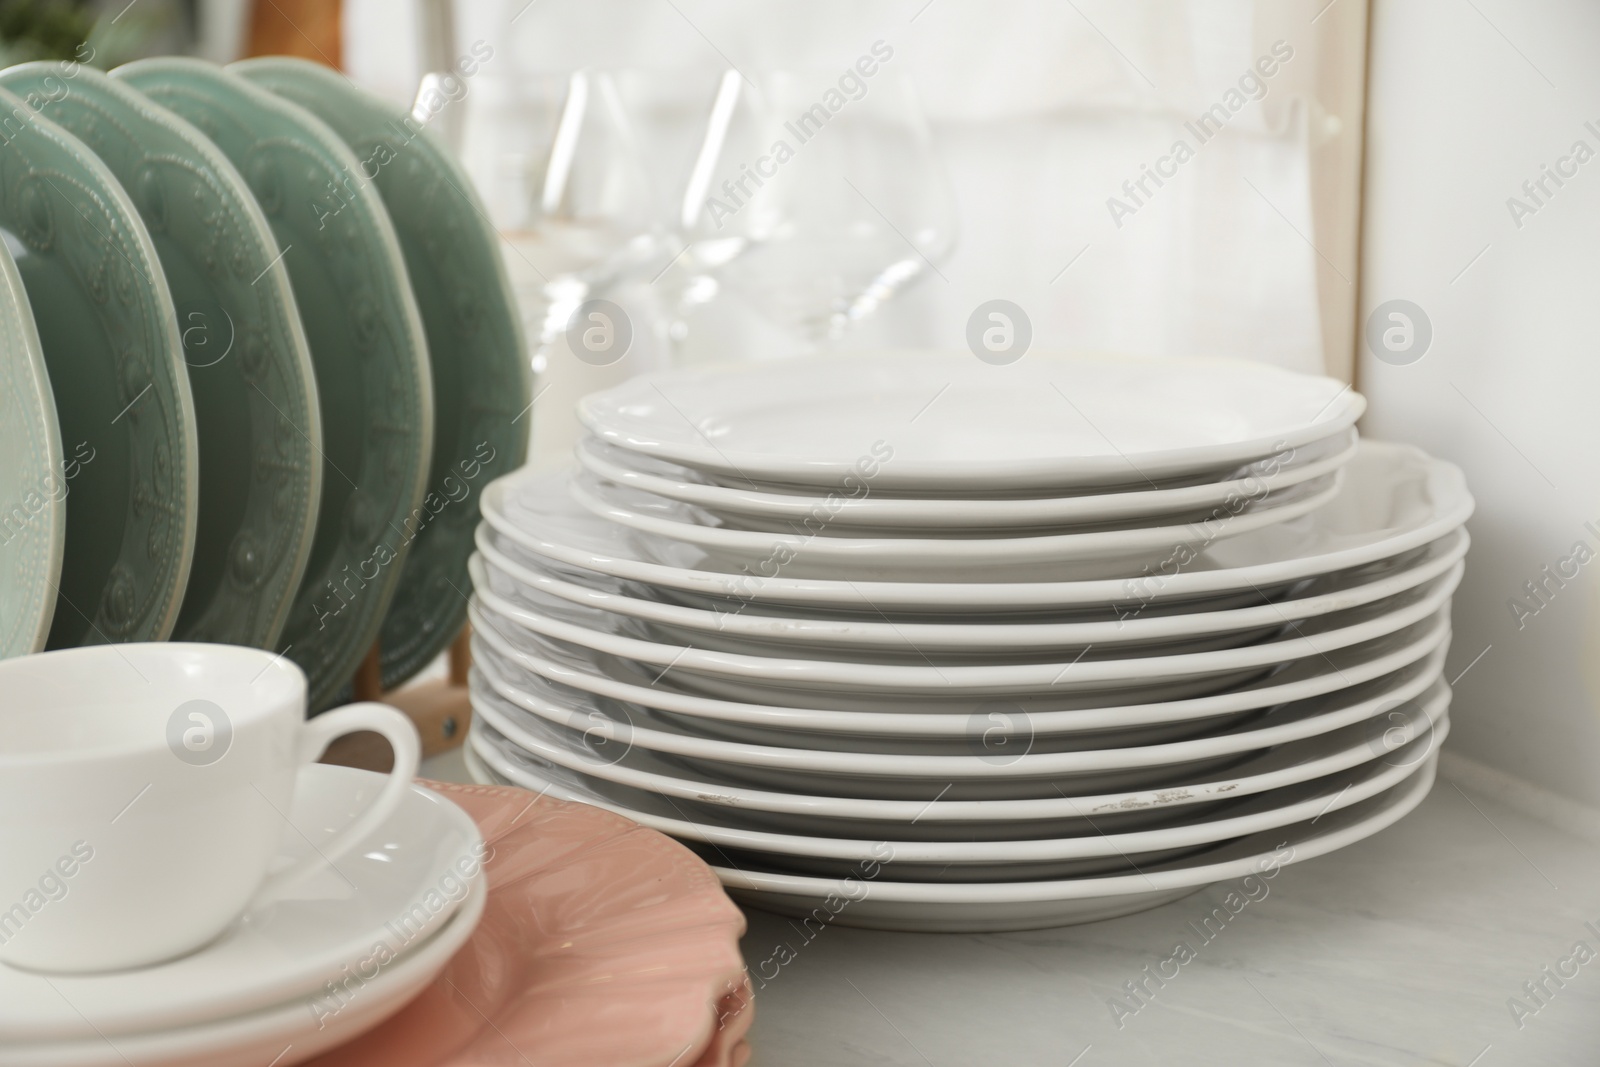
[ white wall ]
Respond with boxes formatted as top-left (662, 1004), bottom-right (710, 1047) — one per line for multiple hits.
top-left (1362, 0), bottom-right (1600, 809)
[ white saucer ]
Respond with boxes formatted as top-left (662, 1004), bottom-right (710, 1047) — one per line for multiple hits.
top-left (574, 430), bottom-right (1360, 531)
top-left (0, 765), bottom-right (484, 1043)
top-left (576, 352), bottom-right (1365, 491)
top-left (480, 440), bottom-right (1472, 612)
top-left (3, 879), bottom-right (485, 1067)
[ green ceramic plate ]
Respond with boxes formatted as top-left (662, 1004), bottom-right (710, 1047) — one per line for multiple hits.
top-left (115, 59), bottom-right (434, 710)
top-left (235, 57), bottom-right (530, 690)
top-left (0, 84), bottom-right (197, 649)
top-left (0, 228), bottom-right (63, 657)
top-left (1, 63), bottom-right (324, 652)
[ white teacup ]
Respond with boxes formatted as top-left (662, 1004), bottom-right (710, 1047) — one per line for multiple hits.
top-left (0, 643), bottom-right (421, 973)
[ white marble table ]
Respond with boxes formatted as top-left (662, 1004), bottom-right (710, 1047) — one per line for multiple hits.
top-left (420, 749), bottom-right (1600, 1065)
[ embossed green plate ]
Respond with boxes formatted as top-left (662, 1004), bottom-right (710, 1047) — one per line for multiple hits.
top-left (0, 84), bottom-right (197, 649)
top-left (0, 226), bottom-right (63, 657)
top-left (115, 59), bottom-right (433, 710)
top-left (236, 57), bottom-right (530, 690)
top-left (2, 63), bottom-right (324, 651)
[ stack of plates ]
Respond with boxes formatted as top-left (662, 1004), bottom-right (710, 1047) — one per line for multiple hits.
top-left (464, 353), bottom-right (1472, 932)
top-left (0, 57), bottom-right (528, 708)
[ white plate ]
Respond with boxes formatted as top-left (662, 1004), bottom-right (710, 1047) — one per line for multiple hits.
top-left (469, 651), bottom-right (1448, 803)
top-left (0, 765), bottom-right (483, 1043)
top-left (465, 738), bottom-right (1437, 931)
top-left (568, 467), bottom-right (1343, 581)
top-left (468, 562), bottom-right (1461, 697)
top-left (461, 598), bottom-right (1451, 741)
top-left (576, 351), bottom-right (1365, 491)
top-left (469, 633), bottom-right (1446, 785)
top-left (574, 430), bottom-right (1360, 531)
top-left (464, 639), bottom-right (1452, 806)
top-left (481, 440), bottom-right (1471, 611)
top-left (469, 715), bottom-right (1440, 881)
top-left (475, 524), bottom-right (1468, 655)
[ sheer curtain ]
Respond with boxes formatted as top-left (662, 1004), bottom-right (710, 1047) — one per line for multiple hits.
top-left (346, 0), bottom-right (1367, 381)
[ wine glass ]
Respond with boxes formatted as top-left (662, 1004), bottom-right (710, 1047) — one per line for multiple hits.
top-left (683, 68), bottom-right (958, 346)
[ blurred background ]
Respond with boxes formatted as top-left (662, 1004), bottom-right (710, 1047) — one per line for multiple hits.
top-left (22, 0), bottom-right (1600, 854)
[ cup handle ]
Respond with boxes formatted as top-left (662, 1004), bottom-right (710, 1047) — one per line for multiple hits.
top-left (257, 702), bottom-right (422, 899)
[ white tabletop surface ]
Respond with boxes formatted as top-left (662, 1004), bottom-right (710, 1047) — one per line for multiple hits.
top-left (420, 747), bottom-right (1600, 1065)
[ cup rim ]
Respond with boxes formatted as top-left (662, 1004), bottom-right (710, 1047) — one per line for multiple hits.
top-left (0, 643), bottom-right (307, 769)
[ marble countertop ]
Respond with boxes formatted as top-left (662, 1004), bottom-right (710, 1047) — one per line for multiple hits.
top-left (421, 748), bottom-right (1600, 1066)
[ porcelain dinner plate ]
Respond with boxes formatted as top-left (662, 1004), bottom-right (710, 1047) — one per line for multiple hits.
top-left (0, 86), bottom-right (198, 648)
top-left (3, 63), bottom-right (323, 651)
top-left (469, 650), bottom-right (1448, 802)
top-left (461, 597), bottom-right (1451, 741)
top-left (465, 738), bottom-right (1439, 930)
top-left (568, 467), bottom-right (1343, 581)
top-left (0, 233), bottom-right (61, 658)
top-left (574, 429), bottom-right (1360, 532)
top-left (474, 525), bottom-right (1468, 655)
top-left (0, 765), bottom-right (484, 1042)
top-left (468, 631), bottom-right (1446, 790)
top-left (116, 59), bottom-right (434, 709)
top-left (234, 57), bottom-right (530, 690)
top-left (470, 714), bottom-right (1440, 881)
top-left (468, 561), bottom-right (1461, 697)
top-left (480, 441), bottom-right (1472, 612)
top-left (577, 351), bottom-right (1365, 491)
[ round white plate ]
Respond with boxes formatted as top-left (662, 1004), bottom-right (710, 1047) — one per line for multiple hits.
top-left (470, 631), bottom-right (1446, 784)
top-left (460, 598), bottom-right (1451, 741)
top-left (468, 562), bottom-right (1461, 697)
top-left (574, 429), bottom-right (1360, 531)
top-left (0, 765), bottom-right (483, 1042)
top-left (475, 525), bottom-right (1468, 655)
top-left (480, 440), bottom-right (1472, 611)
top-left (6, 883), bottom-right (483, 1067)
top-left (568, 467), bottom-right (1343, 581)
top-left (469, 648), bottom-right (1447, 814)
top-left (469, 651), bottom-right (1448, 803)
top-left (465, 738), bottom-right (1437, 932)
top-left (576, 351), bottom-right (1365, 491)
top-left (469, 715), bottom-right (1440, 881)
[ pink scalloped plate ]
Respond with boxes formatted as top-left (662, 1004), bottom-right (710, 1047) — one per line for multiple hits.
top-left (310, 780), bottom-right (753, 1067)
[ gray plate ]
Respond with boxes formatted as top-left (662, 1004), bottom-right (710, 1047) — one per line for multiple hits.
top-left (0, 224), bottom-right (62, 657)
top-left (2, 63), bottom-right (323, 651)
top-left (235, 57), bottom-right (529, 689)
top-left (0, 83), bottom-right (197, 648)
top-left (115, 59), bottom-right (433, 710)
